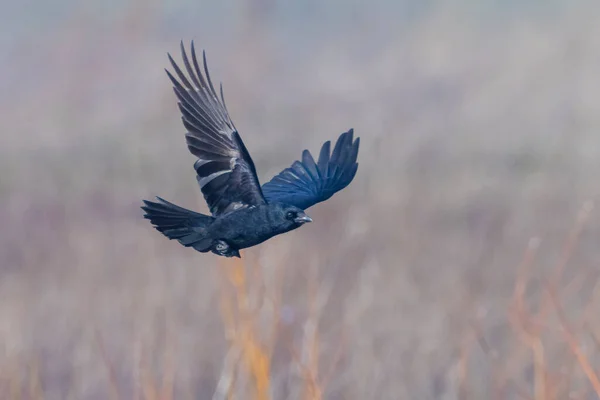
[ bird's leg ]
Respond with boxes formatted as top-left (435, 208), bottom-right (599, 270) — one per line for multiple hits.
top-left (212, 240), bottom-right (240, 258)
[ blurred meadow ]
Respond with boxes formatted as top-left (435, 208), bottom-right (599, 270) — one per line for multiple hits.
top-left (2, 0), bottom-right (600, 398)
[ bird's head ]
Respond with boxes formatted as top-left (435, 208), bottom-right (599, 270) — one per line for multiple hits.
top-left (271, 203), bottom-right (313, 231)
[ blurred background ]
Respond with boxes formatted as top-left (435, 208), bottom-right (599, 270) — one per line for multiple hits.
top-left (2, 0), bottom-right (600, 398)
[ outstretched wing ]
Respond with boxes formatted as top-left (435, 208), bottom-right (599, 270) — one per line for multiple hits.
top-left (166, 41), bottom-right (266, 216)
top-left (261, 129), bottom-right (360, 210)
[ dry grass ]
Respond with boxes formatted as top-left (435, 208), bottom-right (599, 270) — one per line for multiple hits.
top-left (2, 223), bottom-right (600, 400)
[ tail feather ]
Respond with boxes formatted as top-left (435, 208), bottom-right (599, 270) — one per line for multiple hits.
top-left (141, 197), bottom-right (215, 252)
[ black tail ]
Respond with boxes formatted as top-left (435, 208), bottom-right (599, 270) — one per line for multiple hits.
top-left (141, 197), bottom-right (215, 252)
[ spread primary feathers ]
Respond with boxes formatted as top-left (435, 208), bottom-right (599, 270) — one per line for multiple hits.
top-left (142, 41), bottom-right (360, 258)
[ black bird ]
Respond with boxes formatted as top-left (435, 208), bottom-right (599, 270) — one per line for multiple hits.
top-left (142, 42), bottom-right (360, 258)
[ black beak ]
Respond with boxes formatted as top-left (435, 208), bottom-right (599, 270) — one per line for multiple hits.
top-left (232, 250), bottom-right (241, 258)
top-left (294, 212), bottom-right (313, 224)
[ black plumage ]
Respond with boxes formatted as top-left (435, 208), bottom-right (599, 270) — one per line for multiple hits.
top-left (142, 42), bottom-right (360, 258)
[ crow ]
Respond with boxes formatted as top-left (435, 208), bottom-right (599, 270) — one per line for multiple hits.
top-left (141, 42), bottom-right (360, 258)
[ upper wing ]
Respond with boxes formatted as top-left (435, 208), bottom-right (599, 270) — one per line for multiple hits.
top-left (166, 41), bottom-right (266, 216)
top-left (261, 129), bottom-right (360, 210)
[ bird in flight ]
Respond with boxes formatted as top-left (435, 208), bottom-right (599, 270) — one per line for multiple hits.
top-left (142, 42), bottom-right (360, 258)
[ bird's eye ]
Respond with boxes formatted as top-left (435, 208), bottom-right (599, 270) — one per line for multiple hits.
top-left (216, 242), bottom-right (228, 251)
top-left (286, 211), bottom-right (296, 220)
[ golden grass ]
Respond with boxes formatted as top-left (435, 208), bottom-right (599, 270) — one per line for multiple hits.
top-left (1, 202), bottom-right (600, 400)
top-left (214, 253), bottom-right (333, 400)
top-left (217, 255), bottom-right (273, 400)
top-left (3, 275), bottom-right (598, 399)
top-left (2, 203), bottom-right (600, 399)
top-left (462, 201), bottom-right (600, 400)
top-left (2, 199), bottom-right (600, 399)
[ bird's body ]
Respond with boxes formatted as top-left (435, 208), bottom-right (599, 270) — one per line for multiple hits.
top-left (207, 203), bottom-right (311, 250)
top-left (142, 42), bottom-right (360, 258)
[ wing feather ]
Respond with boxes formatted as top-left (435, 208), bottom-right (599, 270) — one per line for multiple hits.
top-left (166, 41), bottom-right (265, 215)
top-left (261, 129), bottom-right (360, 210)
